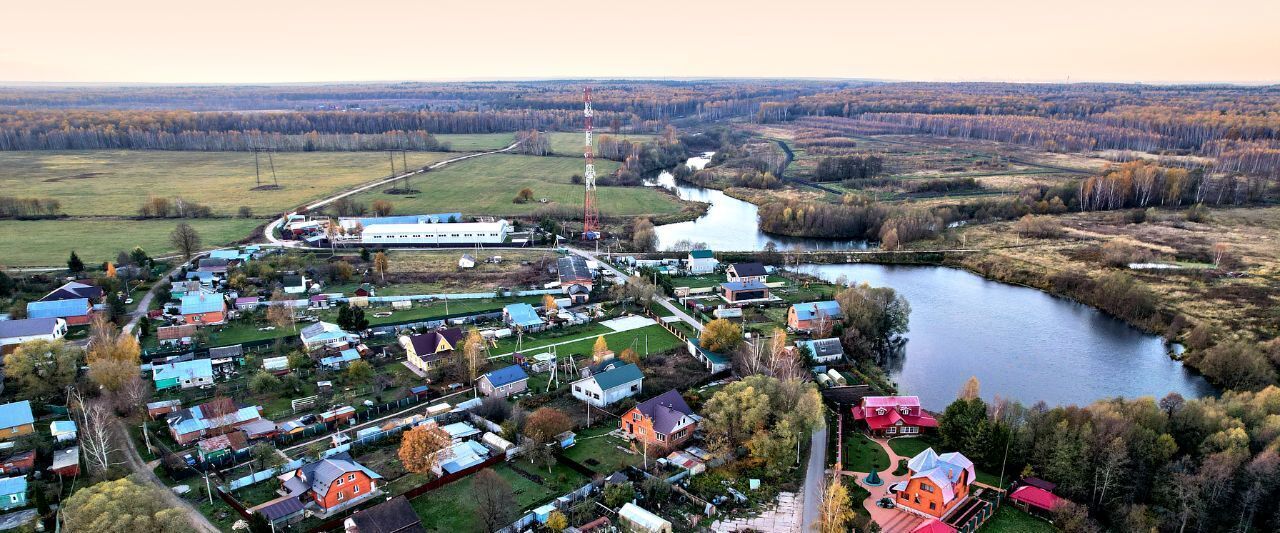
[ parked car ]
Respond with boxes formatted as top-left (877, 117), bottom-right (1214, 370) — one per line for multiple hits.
top-left (876, 497), bottom-right (896, 509)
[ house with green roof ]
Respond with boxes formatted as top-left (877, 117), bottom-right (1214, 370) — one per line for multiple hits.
top-left (571, 361), bottom-right (644, 407)
top-left (687, 249), bottom-right (718, 274)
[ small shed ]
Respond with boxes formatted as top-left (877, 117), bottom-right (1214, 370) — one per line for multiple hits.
top-left (458, 254), bottom-right (477, 269)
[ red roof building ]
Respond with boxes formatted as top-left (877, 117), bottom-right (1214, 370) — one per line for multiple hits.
top-left (911, 519), bottom-right (958, 533)
top-left (852, 396), bottom-right (938, 436)
top-left (1009, 484), bottom-right (1062, 515)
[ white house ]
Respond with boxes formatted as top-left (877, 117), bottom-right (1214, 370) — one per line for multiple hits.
top-left (686, 249), bottom-right (718, 275)
top-left (798, 338), bottom-right (845, 363)
top-left (0, 318), bottom-right (67, 352)
top-left (571, 361), bottom-right (644, 408)
top-left (358, 220), bottom-right (510, 246)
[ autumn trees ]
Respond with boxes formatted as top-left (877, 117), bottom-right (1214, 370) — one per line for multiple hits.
top-left (700, 319), bottom-right (742, 353)
top-left (4, 339), bottom-right (80, 402)
top-left (630, 217), bottom-right (658, 252)
top-left (62, 475), bottom-right (189, 533)
top-left (700, 375), bottom-right (824, 475)
top-left (522, 407), bottom-right (573, 472)
top-left (398, 423), bottom-right (452, 474)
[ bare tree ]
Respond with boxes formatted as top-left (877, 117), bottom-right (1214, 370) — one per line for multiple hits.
top-left (169, 222), bottom-right (201, 261)
top-left (69, 388), bottom-right (121, 474)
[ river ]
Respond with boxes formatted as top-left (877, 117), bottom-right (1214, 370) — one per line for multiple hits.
top-left (648, 153), bottom-right (868, 252)
top-left (648, 155), bottom-right (1214, 409)
top-left (792, 263), bottom-right (1215, 410)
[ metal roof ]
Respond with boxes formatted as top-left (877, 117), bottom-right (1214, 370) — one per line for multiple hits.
top-left (482, 365), bottom-right (528, 388)
top-left (587, 363), bottom-right (644, 391)
top-left (0, 401), bottom-right (34, 430)
top-left (688, 249), bottom-right (715, 259)
top-left (153, 358), bottom-right (214, 381)
top-left (503, 303), bottom-right (543, 327)
top-left (0, 476), bottom-right (26, 496)
top-left (180, 292), bottom-right (225, 315)
top-left (557, 256), bottom-right (593, 283)
top-left (26, 298), bottom-right (89, 319)
top-left (0, 318), bottom-right (61, 338)
top-left (790, 300), bottom-right (841, 320)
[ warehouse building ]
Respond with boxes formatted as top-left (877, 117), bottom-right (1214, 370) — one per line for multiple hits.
top-left (356, 220), bottom-right (511, 246)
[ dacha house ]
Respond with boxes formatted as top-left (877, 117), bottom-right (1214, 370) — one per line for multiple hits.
top-left (786, 300), bottom-right (841, 332)
top-left (851, 396), bottom-right (938, 437)
top-left (0, 401), bottom-right (35, 441)
top-left (400, 327), bottom-right (465, 372)
top-left (279, 452), bottom-right (382, 514)
top-left (179, 290), bottom-right (227, 325)
top-left (890, 448), bottom-right (976, 518)
top-left (621, 390), bottom-right (699, 448)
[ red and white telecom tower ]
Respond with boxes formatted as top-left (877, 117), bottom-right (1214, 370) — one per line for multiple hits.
top-left (581, 87), bottom-right (600, 240)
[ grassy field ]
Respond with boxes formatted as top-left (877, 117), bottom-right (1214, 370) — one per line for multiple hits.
top-left (349, 153), bottom-right (683, 218)
top-left (435, 133), bottom-right (517, 151)
top-left (560, 425), bottom-right (643, 474)
top-left (844, 433), bottom-right (890, 473)
top-left (0, 217), bottom-right (262, 267)
top-left (0, 150), bottom-right (459, 216)
top-left (494, 324), bottom-right (683, 359)
top-left (411, 462), bottom-right (589, 531)
top-left (979, 505), bottom-right (1056, 533)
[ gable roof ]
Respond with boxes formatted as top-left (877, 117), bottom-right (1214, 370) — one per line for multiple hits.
top-left (557, 256), bottom-right (593, 284)
top-left (721, 280), bottom-right (768, 292)
top-left (588, 363), bottom-right (644, 391)
top-left (1009, 485), bottom-right (1060, 511)
top-left (157, 324), bottom-right (198, 340)
top-left (689, 249), bottom-right (714, 259)
top-left (907, 448), bottom-right (976, 504)
top-left (503, 303), bottom-right (543, 328)
top-left (347, 496), bottom-right (425, 533)
top-left (728, 262), bottom-right (766, 277)
top-left (26, 298), bottom-right (90, 319)
top-left (0, 402), bottom-right (34, 430)
top-left (912, 519), bottom-right (959, 533)
top-left (297, 452), bottom-right (382, 498)
top-left (408, 328), bottom-right (464, 356)
top-left (799, 338), bottom-right (844, 358)
top-left (209, 345), bottom-right (243, 358)
top-left (0, 477), bottom-right (26, 496)
top-left (180, 292), bottom-right (225, 315)
top-left (634, 390), bottom-right (696, 434)
top-left (40, 281), bottom-right (103, 302)
top-left (790, 300), bottom-right (841, 321)
top-left (482, 365), bottom-right (529, 388)
top-left (0, 318), bottom-right (62, 339)
top-left (153, 358), bottom-right (214, 382)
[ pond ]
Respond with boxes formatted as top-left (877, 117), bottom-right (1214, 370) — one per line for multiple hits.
top-left (791, 263), bottom-right (1215, 410)
top-left (648, 154), bottom-right (868, 252)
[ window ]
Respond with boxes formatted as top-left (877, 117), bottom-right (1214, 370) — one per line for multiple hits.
top-left (875, 408), bottom-right (886, 415)
top-left (348, 474), bottom-right (356, 482)
top-left (657, 433), bottom-right (666, 442)
top-left (353, 485), bottom-right (360, 494)
top-left (929, 502), bottom-right (936, 510)
top-left (336, 491), bottom-right (345, 501)
top-left (336, 477), bottom-right (344, 486)
top-left (631, 384), bottom-right (639, 392)
top-left (885, 427), bottom-right (896, 434)
top-left (921, 483), bottom-right (934, 493)
top-left (632, 413), bottom-right (640, 421)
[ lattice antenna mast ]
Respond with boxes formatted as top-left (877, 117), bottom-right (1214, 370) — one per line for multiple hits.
top-left (582, 87), bottom-right (600, 240)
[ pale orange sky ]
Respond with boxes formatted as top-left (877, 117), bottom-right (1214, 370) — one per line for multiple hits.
top-left (2, 0), bottom-right (1277, 84)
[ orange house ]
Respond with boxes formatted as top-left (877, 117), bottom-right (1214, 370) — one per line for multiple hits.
top-left (281, 453), bottom-right (382, 513)
top-left (180, 291), bottom-right (226, 325)
top-left (621, 390), bottom-right (698, 448)
top-left (892, 448), bottom-right (975, 519)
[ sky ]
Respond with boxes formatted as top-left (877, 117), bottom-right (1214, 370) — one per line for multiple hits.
top-left (3, 0), bottom-right (1278, 84)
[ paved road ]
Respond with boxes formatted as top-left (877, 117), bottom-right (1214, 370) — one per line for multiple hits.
top-left (263, 141), bottom-right (522, 247)
top-left (122, 260), bottom-right (191, 335)
top-left (800, 425), bottom-right (828, 532)
top-left (565, 247), bottom-right (704, 333)
top-left (108, 403), bottom-right (222, 533)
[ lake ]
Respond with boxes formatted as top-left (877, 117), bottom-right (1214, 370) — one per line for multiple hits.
top-left (791, 263), bottom-right (1215, 410)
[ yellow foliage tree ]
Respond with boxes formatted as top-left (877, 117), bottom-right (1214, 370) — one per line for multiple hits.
top-left (818, 472), bottom-right (855, 533)
top-left (618, 348), bottom-right (639, 364)
top-left (105, 262), bottom-right (117, 278)
top-left (701, 319), bottom-right (743, 353)
top-left (398, 424), bottom-right (452, 475)
top-left (542, 294), bottom-right (559, 313)
top-left (592, 335), bottom-right (611, 362)
top-left (546, 511), bottom-right (568, 532)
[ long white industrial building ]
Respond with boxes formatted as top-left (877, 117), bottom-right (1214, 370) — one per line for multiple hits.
top-left (357, 220), bottom-right (511, 246)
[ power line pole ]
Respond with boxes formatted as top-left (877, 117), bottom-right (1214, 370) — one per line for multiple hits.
top-left (253, 150), bottom-right (261, 187)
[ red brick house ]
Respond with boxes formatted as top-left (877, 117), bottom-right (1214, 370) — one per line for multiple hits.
top-left (280, 453), bottom-right (382, 514)
top-left (621, 390), bottom-right (699, 448)
top-left (891, 448), bottom-right (975, 519)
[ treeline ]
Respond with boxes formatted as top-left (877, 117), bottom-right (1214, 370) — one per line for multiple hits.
top-left (0, 128), bottom-right (448, 152)
top-left (813, 154), bottom-right (883, 182)
top-left (757, 195), bottom-right (941, 246)
top-left (935, 386), bottom-right (1280, 532)
top-left (0, 196), bottom-right (61, 218)
top-left (137, 197), bottom-right (213, 218)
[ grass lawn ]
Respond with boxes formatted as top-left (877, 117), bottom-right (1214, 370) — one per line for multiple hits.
top-left (317, 295), bottom-right (543, 327)
top-left (435, 133), bottom-right (517, 151)
top-left (0, 217), bottom-right (263, 267)
top-left (979, 505), bottom-right (1056, 533)
top-left (0, 150), bottom-right (458, 216)
top-left (411, 462), bottom-right (588, 531)
top-left (349, 154), bottom-right (682, 218)
top-left (887, 436), bottom-right (937, 458)
top-left (844, 433), bottom-right (890, 473)
top-left (560, 426), bottom-right (643, 474)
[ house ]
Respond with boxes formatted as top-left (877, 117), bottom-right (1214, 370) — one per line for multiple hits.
top-left (197, 257), bottom-right (231, 273)
top-left (725, 262), bottom-right (767, 283)
top-left (353, 283), bottom-right (376, 298)
top-left (263, 356), bottom-right (290, 375)
top-left (234, 296), bottom-right (261, 310)
top-left (621, 390), bottom-right (698, 447)
top-left (476, 365), bottom-right (529, 398)
top-left (180, 291), bottom-right (227, 325)
top-left (185, 270), bottom-right (219, 287)
top-left (686, 249), bottom-right (718, 274)
top-left (0, 402), bottom-right (35, 441)
top-left (320, 349), bottom-right (362, 370)
top-left (156, 324), bottom-right (198, 347)
top-left (300, 322), bottom-right (356, 351)
top-left (618, 503), bottom-right (672, 533)
top-left (197, 431), bottom-right (250, 462)
top-left (0, 317), bottom-right (67, 354)
top-left (39, 281), bottom-right (103, 304)
top-left (557, 256), bottom-right (595, 303)
top-left (502, 303), bottom-right (545, 331)
top-left (208, 248), bottom-right (253, 264)
top-left (280, 452), bottom-right (382, 514)
top-left (170, 280), bottom-right (204, 300)
top-left (571, 361), bottom-right (643, 407)
top-left (282, 275), bottom-right (310, 295)
top-left (50, 421), bottom-right (76, 442)
top-left (1009, 482), bottom-right (1062, 517)
top-left (433, 440), bottom-right (490, 476)
top-left (166, 398), bottom-right (263, 445)
top-left (787, 300), bottom-right (842, 332)
top-left (309, 294), bottom-right (330, 310)
top-left (798, 338), bottom-right (844, 363)
top-left (0, 452), bottom-right (35, 476)
top-left (458, 254), bottom-right (476, 269)
top-left (0, 477), bottom-right (25, 510)
top-left (719, 280), bottom-right (771, 304)
top-left (343, 495), bottom-right (425, 533)
top-left (209, 345), bottom-right (245, 371)
top-left (152, 358), bottom-right (215, 390)
top-left (891, 448), bottom-right (975, 518)
top-left (852, 396), bottom-right (938, 436)
top-left (146, 399), bottom-right (182, 420)
top-left (911, 519), bottom-right (959, 533)
top-left (401, 328), bottom-right (464, 372)
top-left (26, 298), bottom-right (92, 326)
top-left (49, 447), bottom-right (81, 477)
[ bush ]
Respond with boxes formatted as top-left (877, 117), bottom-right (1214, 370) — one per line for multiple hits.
top-left (1013, 215), bottom-right (1064, 238)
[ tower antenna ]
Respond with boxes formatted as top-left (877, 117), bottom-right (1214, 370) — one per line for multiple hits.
top-left (581, 86), bottom-right (600, 240)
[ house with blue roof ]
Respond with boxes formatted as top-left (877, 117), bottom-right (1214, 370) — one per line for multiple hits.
top-left (50, 420), bottom-right (77, 442)
top-left (571, 361), bottom-right (644, 407)
top-left (152, 358), bottom-right (215, 390)
top-left (166, 398), bottom-right (263, 445)
top-left (300, 322), bottom-right (356, 351)
top-left (26, 298), bottom-right (92, 326)
top-left (503, 303), bottom-right (545, 331)
top-left (0, 477), bottom-right (26, 510)
top-left (477, 365), bottom-right (529, 398)
top-left (319, 349), bottom-right (362, 370)
top-left (0, 402), bottom-right (35, 441)
top-left (787, 300), bottom-right (842, 332)
top-left (180, 291), bottom-right (227, 325)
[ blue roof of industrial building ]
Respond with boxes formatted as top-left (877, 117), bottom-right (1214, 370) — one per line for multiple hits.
top-left (351, 213), bottom-right (462, 226)
top-left (791, 300), bottom-right (842, 320)
top-left (482, 365), bottom-right (529, 388)
top-left (0, 401), bottom-right (34, 430)
top-left (26, 298), bottom-right (89, 319)
top-left (504, 303), bottom-right (543, 327)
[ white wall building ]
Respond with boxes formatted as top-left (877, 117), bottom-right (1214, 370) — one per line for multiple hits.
top-left (356, 220), bottom-right (510, 246)
top-left (571, 362), bottom-right (644, 408)
top-left (0, 318), bottom-right (67, 350)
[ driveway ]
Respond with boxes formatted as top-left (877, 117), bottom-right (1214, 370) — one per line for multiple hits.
top-left (799, 425), bottom-right (827, 531)
top-left (849, 437), bottom-right (926, 533)
top-left (108, 402), bottom-right (222, 533)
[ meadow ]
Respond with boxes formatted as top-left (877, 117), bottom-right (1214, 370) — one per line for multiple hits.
top-left (349, 153), bottom-right (684, 218)
top-left (542, 132), bottom-right (657, 156)
top-left (0, 150), bottom-right (459, 216)
top-left (435, 133), bottom-right (518, 151)
top-left (0, 218), bottom-right (263, 266)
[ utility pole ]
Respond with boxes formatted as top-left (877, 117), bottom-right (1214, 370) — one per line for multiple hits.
top-left (254, 150), bottom-right (262, 187)
top-left (268, 150), bottom-right (279, 187)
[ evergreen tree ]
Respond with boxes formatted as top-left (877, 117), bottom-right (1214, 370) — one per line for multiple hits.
top-left (67, 251), bottom-right (84, 273)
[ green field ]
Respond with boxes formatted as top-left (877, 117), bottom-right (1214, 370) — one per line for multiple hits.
top-left (495, 324), bottom-right (683, 359)
top-left (0, 218), bottom-right (263, 267)
top-left (844, 433), bottom-right (890, 472)
top-left (560, 426), bottom-right (643, 474)
top-left (0, 150), bottom-right (460, 216)
top-left (435, 133), bottom-right (518, 151)
top-left (411, 462), bottom-right (589, 531)
top-left (979, 505), bottom-right (1056, 533)
top-left (349, 153), bottom-right (683, 218)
